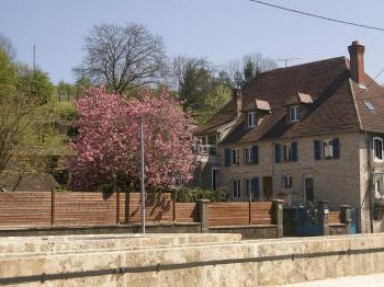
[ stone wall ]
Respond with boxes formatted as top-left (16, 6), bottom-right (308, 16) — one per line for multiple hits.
top-left (220, 132), bottom-right (362, 209)
top-left (1, 233), bottom-right (384, 286)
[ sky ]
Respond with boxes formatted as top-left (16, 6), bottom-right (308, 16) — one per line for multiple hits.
top-left (2, 0), bottom-right (384, 84)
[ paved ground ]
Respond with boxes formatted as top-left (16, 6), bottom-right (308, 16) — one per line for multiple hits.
top-left (283, 273), bottom-right (384, 286)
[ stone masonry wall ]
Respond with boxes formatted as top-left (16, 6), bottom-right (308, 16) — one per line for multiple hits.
top-left (220, 132), bottom-right (362, 210)
top-left (1, 233), bottom-right (384, 286)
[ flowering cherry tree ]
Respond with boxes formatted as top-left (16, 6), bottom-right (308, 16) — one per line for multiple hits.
top-left (69, 87), bottom-right (195, 190)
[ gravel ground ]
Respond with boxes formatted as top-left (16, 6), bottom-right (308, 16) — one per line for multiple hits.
top-left (283, 273), bottom-right (384, 286)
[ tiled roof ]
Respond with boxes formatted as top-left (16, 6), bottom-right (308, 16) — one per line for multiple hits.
top-left (194, 55), bottom-right (384, 144)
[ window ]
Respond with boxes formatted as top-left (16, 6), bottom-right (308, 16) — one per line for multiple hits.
top-left (233, 179), bottom-right (241, 198)
top-left (198, 135), bottom-right (217, 155)
top-left (245, 148), bottom-right (252, 165)
top-left (323, 139), bottom-right (334, 159)
top-left (275, 142), bottom-right (298, 163)
top-left (282, 144), bottom-right (291, 162)
top-left (232, 149), bottom-right (240, 165)
top-left (314, 138), bottom-right (340, 160)
top-left (374, 173), bottom-right (384, 198)
top-left (373, 137), bottom-right (383, 161)
top-left (289, 105), bottom-right (301, 123)
top-left (247, 112), bottom-right (257, 128)
top-left (282, 176), bottom-right (293, 188)
top-left (245, 146), bottom-right (259, 165)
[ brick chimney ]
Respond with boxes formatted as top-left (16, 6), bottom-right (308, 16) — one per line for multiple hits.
top-left (233, 89), bottom-right (242, 115)
top-left (348, 40), bottom-right (365, 84)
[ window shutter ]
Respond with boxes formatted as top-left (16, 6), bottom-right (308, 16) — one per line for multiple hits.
top-left (275, 144), bottom-right (281, 163)
top-left (333, 138), bottom-right (340, 159)
top-left (251, 177), bottom-right (260, 201)
top-left (314, 140), bottom-right (321, 160)
top-left (252, 145), bottom-right (259, 165)
top-left (224, 149), bottom-right (231, 167)
top-left (291, 142), bottom-right (298, 162)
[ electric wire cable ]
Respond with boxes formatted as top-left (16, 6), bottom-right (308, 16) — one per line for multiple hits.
top-left (249, 0), bottom-right (384, 32)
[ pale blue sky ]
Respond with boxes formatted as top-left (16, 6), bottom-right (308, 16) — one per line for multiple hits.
top-left (2, 0), bottom-right (384, 84)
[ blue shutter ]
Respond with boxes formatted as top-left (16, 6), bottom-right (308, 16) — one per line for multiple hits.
top-left (333, 138), bottom-right (340, 159)
top-left (224, 149), bottom-right (231, 167)
top-left (291, 142), bottom-right (298, 162)
top-left (275, 144), bottom-right (281, 163)
top-left (252, 145), bottom-right (259, 165)
top-left (314, 140), bottom-right (321, 160)
top-left (251, 177), bottom-right (260, 201)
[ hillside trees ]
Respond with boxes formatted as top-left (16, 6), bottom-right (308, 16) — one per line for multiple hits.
top-left (172, 57), bottom-right (232, 124)
top-left (74, 23), bottom-right (167, 94)
top-left (0, 46), bottom-right (56, 175)
top-left (69, 87), bottom-right (195, 190)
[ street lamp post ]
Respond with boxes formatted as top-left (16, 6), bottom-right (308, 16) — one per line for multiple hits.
top-left (140, 115), bottom-right (146, 234)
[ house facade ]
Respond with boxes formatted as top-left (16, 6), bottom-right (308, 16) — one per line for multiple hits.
top-left (193, 41), bottom-right (384, 233)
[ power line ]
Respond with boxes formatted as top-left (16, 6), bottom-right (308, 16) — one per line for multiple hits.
top-left (249, 0), bottom-right (384, 32)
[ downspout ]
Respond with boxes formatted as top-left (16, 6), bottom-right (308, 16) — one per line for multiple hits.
top-left (364, 131), bottom-right (374, 233)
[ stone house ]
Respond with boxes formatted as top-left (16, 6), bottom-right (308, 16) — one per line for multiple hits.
top-left (193, 41), bottom-right (384, 233)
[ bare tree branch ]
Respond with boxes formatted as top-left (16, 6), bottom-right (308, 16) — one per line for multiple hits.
top-left (74, 23), bottom-right (167, 94)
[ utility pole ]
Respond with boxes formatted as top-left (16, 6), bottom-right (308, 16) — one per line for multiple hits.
top-left (277, 57), bottom-right (302, 68)
top-left (33, 44), bottom-right (36, 71)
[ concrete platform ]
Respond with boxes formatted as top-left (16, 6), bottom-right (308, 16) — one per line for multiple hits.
top-left (283, 272), bottom-right (384, 287)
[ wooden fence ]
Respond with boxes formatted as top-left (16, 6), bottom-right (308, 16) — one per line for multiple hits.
top-left (0, 191), bottom-right (271, 228)
top-left (208, 202), bottom-right (272, 227)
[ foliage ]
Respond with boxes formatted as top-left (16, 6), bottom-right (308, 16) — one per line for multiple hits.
top-left (172, 56), bottom-right (232, 124)
top-left (220, 53), bottom-right (278, 89)
top-left (174, 186), bottom-right (227, 202)
top-left (74, 23), bottom-right (166, 94)
top-left (0, 49), bottom-right (56, 174)
top-left (69, 87), bottom-right (196, 190)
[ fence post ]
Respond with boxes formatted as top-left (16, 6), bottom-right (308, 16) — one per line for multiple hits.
top-left (340, 205), bottom-right (352, 234)
top-left (319, 201), bottom-right (330, 236)
top-left (248, 192), bottom-right (252, 225)
top-left (172, 190), bottom-right (176, 222)
top-left (51, 188), bottom-right (56, 226)
top-left (116, 185), bottom-right (120, 225)
top-left (272, 199), bottom-right (284, 238)
top-left (198, 199), bottom-right (210, 233)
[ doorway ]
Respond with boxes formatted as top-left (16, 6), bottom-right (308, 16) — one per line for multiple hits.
top-left (263, 176), bottom-right (273, 200)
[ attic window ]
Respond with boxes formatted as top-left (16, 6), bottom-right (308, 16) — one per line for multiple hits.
top-left (289, 105), bottom-right (301, 123)
top-left (247, 112), bottom-right (257, 128)
top-left (363, 100), bottom-right (375, 111)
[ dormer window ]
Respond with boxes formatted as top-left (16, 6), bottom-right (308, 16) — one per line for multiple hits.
top-left (289, 105), bottom-right (301, 123)
top-left (247, 112), bottom-right (257, 128)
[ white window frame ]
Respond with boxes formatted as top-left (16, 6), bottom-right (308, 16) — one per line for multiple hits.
top-left (282, 176), bottom-right (293, 189)
top-left (289, 105), bottom-right (301, 123)
top-left (373, 137), bottom-right (383, 162)
top-left (233, 179), bottom-right (241, 198)
top-left (282, 143), bottom-right (292, 162)
top-left (374, 173), bottom-right (384, 199)
top-left (323, 139), bottom-right (334, 159)
top-left (244, 147), bottom-right (252, 165)
top-left (232, 149), bottom-right (240, 166)
top-left (247, 112), bottom-right (257, 128)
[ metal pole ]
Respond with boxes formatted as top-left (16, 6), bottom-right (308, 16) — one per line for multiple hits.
top-left (140, 116), bottom-right (146, 234)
